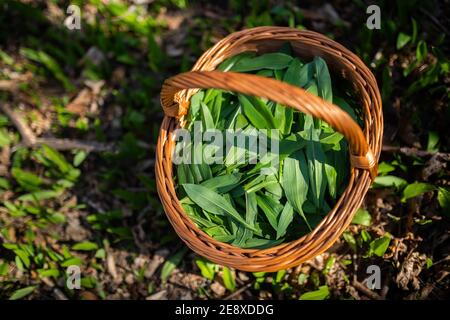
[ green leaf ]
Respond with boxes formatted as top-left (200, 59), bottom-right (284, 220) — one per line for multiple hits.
top-left (426, 258), bottom-right (433, 269)
top-left (256, 194), bottom-right (283, 232)
top-left (17, 190), bottom-right (62, 202)
top-left (342, 232), bottom-right (357, 252)
top-left (234, 114), bottom-right (249, 130)
top-left (0, 50), bottom-right (14, 65)
top-left (188, 91), bottom-right (204, 121)
top-left (283, 58), bottom-right (304, 86)
top-left (396, 32), bottom-right (411, 49)
top-left (177, 164), bottom-right (194, 185)
top-left (195, 213), bottom-right (217, 230)
top-left (297, 62), bottom-right (315, 88)
top-left (377, 162), bottom-right (395, 175)
top-left (61, 257), bottom-right (81, 267)
top-left (411, 18), bottom-right (418, 44)
top-left (21, 48), bottom-right (74, 90)
top-left (438, 187), bottom-right (450, 213)
top-left (352, 208), bottom-right (372, 226)
top-left (0, 262), bottom-right (8, 276)
top-left (222, 266), bottom-right (236, 292)
top-left (80, 276), bottom-right (97, 289)
top-left (274, 103), bottom-right (293, 135)
top-left (333, 96), bottom-right (360, 124)
top-left (233, 192), bottom-right (258, 246)
top-left (48, 212), bottom-right (66, 224)
top-left (204, 228), bottom-right (234, 243)
top-left (238, 94), bottom-right (276, 129)
top-left (305, 127), bottom-right (327, 210)
top-left (182, 184), bottom-right (255, 231)
top-left (265, 182), bottom-right (283, 200)
top-left (360, 229), bottom-right (372, 242)
top-left (73, 150), bottom-right (88, 167)
top-left (299, 285), bottom-right (330, 300)
top-left (320, 132), bottom-right (343, 147)
top-left (15, 256), bottom-right (24, 271)
top-left (224, 104), bottom-right (242, 129)
top-left (324, 154), bottom-right (337, 199)
top-left (40, 145), bottom-right (72, 173)
top-left (0, 128), bottom-right (11, 147)
top-left (15, 249), bottom-right (30, 268)
top-left (242, 238), bottom-right (284, 249)
top-left (369, 234), bottom-right (391, 257)
top-left (282, 151), bottom-right (309, 227)
top-left (401, 182), bottom-right (435, 202)
top-left (416, 40), bottom-right (428, 63)
top-left (230, 53), bottom-right (293, 72)
top-left (72, 241), bottom-right (98, 251)
top-left (210, 91), bottom-right (223, 125)
top-left (272, 59), bottom-right (300, 133)
top-left (249, 133), bottom-right (306, 174)
top-left (3, 201), bottom-right (25, 217)
top-left (244, 175), bottom-right (277, 194)
top-left (426, 131), bottom-right (439, 153)
top-left (190, 142), bottom-right (212, 183)
top-left (218, 52), bottom-right (255, 72)
top-left (373, 175), bottom-right (407, 189)
top-left (305, 81), bottom-right (318, 96)
top-left (0, 177), bottom-right (11, 190)
top-left (201, 102), bottom-right (215, 130)
top-left (203, 88), bottom-right (219, 105)
top-left (201, 173), bottom-right (241, 193)
top-left (11, 168), bottom-right (43, 191)
top-left (276, 202), bottom-right (294, 239)
top-left (38, 268), bottom-right (60, 279)
top-left (313, 57), bottom-right (332, 102)
top-left (9, 285), bottom-right (36, 300)
top-left (160, 247), bottom-right (188, 281)
top-left (195, 258), bottom-right (216, 280)
top-left (274, 269), bottom-right (286, 283)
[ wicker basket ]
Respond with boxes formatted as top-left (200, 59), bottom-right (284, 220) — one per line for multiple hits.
top-left (156, 26), bottom-right (383, 272)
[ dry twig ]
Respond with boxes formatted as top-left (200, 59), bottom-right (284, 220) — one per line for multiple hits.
top-left (0, 103), bottom-right (115, 152)
top-left (223, 282), bottom-right (252, 300)
top-left (353, 279), bottom-right (382, 300)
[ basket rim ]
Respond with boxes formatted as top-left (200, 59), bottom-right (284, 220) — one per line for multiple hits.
top-left (156, 26), bottom-right (383, 271)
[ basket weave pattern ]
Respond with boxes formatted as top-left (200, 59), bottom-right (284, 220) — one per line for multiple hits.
top-left (156, 27), bottom-right (383, 272)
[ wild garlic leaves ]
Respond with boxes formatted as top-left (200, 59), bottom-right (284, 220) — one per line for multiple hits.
top-left (175, 45), bottom-right (359, 248)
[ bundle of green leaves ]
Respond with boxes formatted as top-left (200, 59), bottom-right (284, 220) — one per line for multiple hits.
top-left (175, 44), bottom-right (363, 249)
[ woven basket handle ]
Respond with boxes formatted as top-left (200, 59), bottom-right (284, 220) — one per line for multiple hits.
top-left (160, 71), bottom-right (377, 179)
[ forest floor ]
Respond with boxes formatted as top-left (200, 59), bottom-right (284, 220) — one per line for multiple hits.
top-left (0, 0), bottom-right (449, 300)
